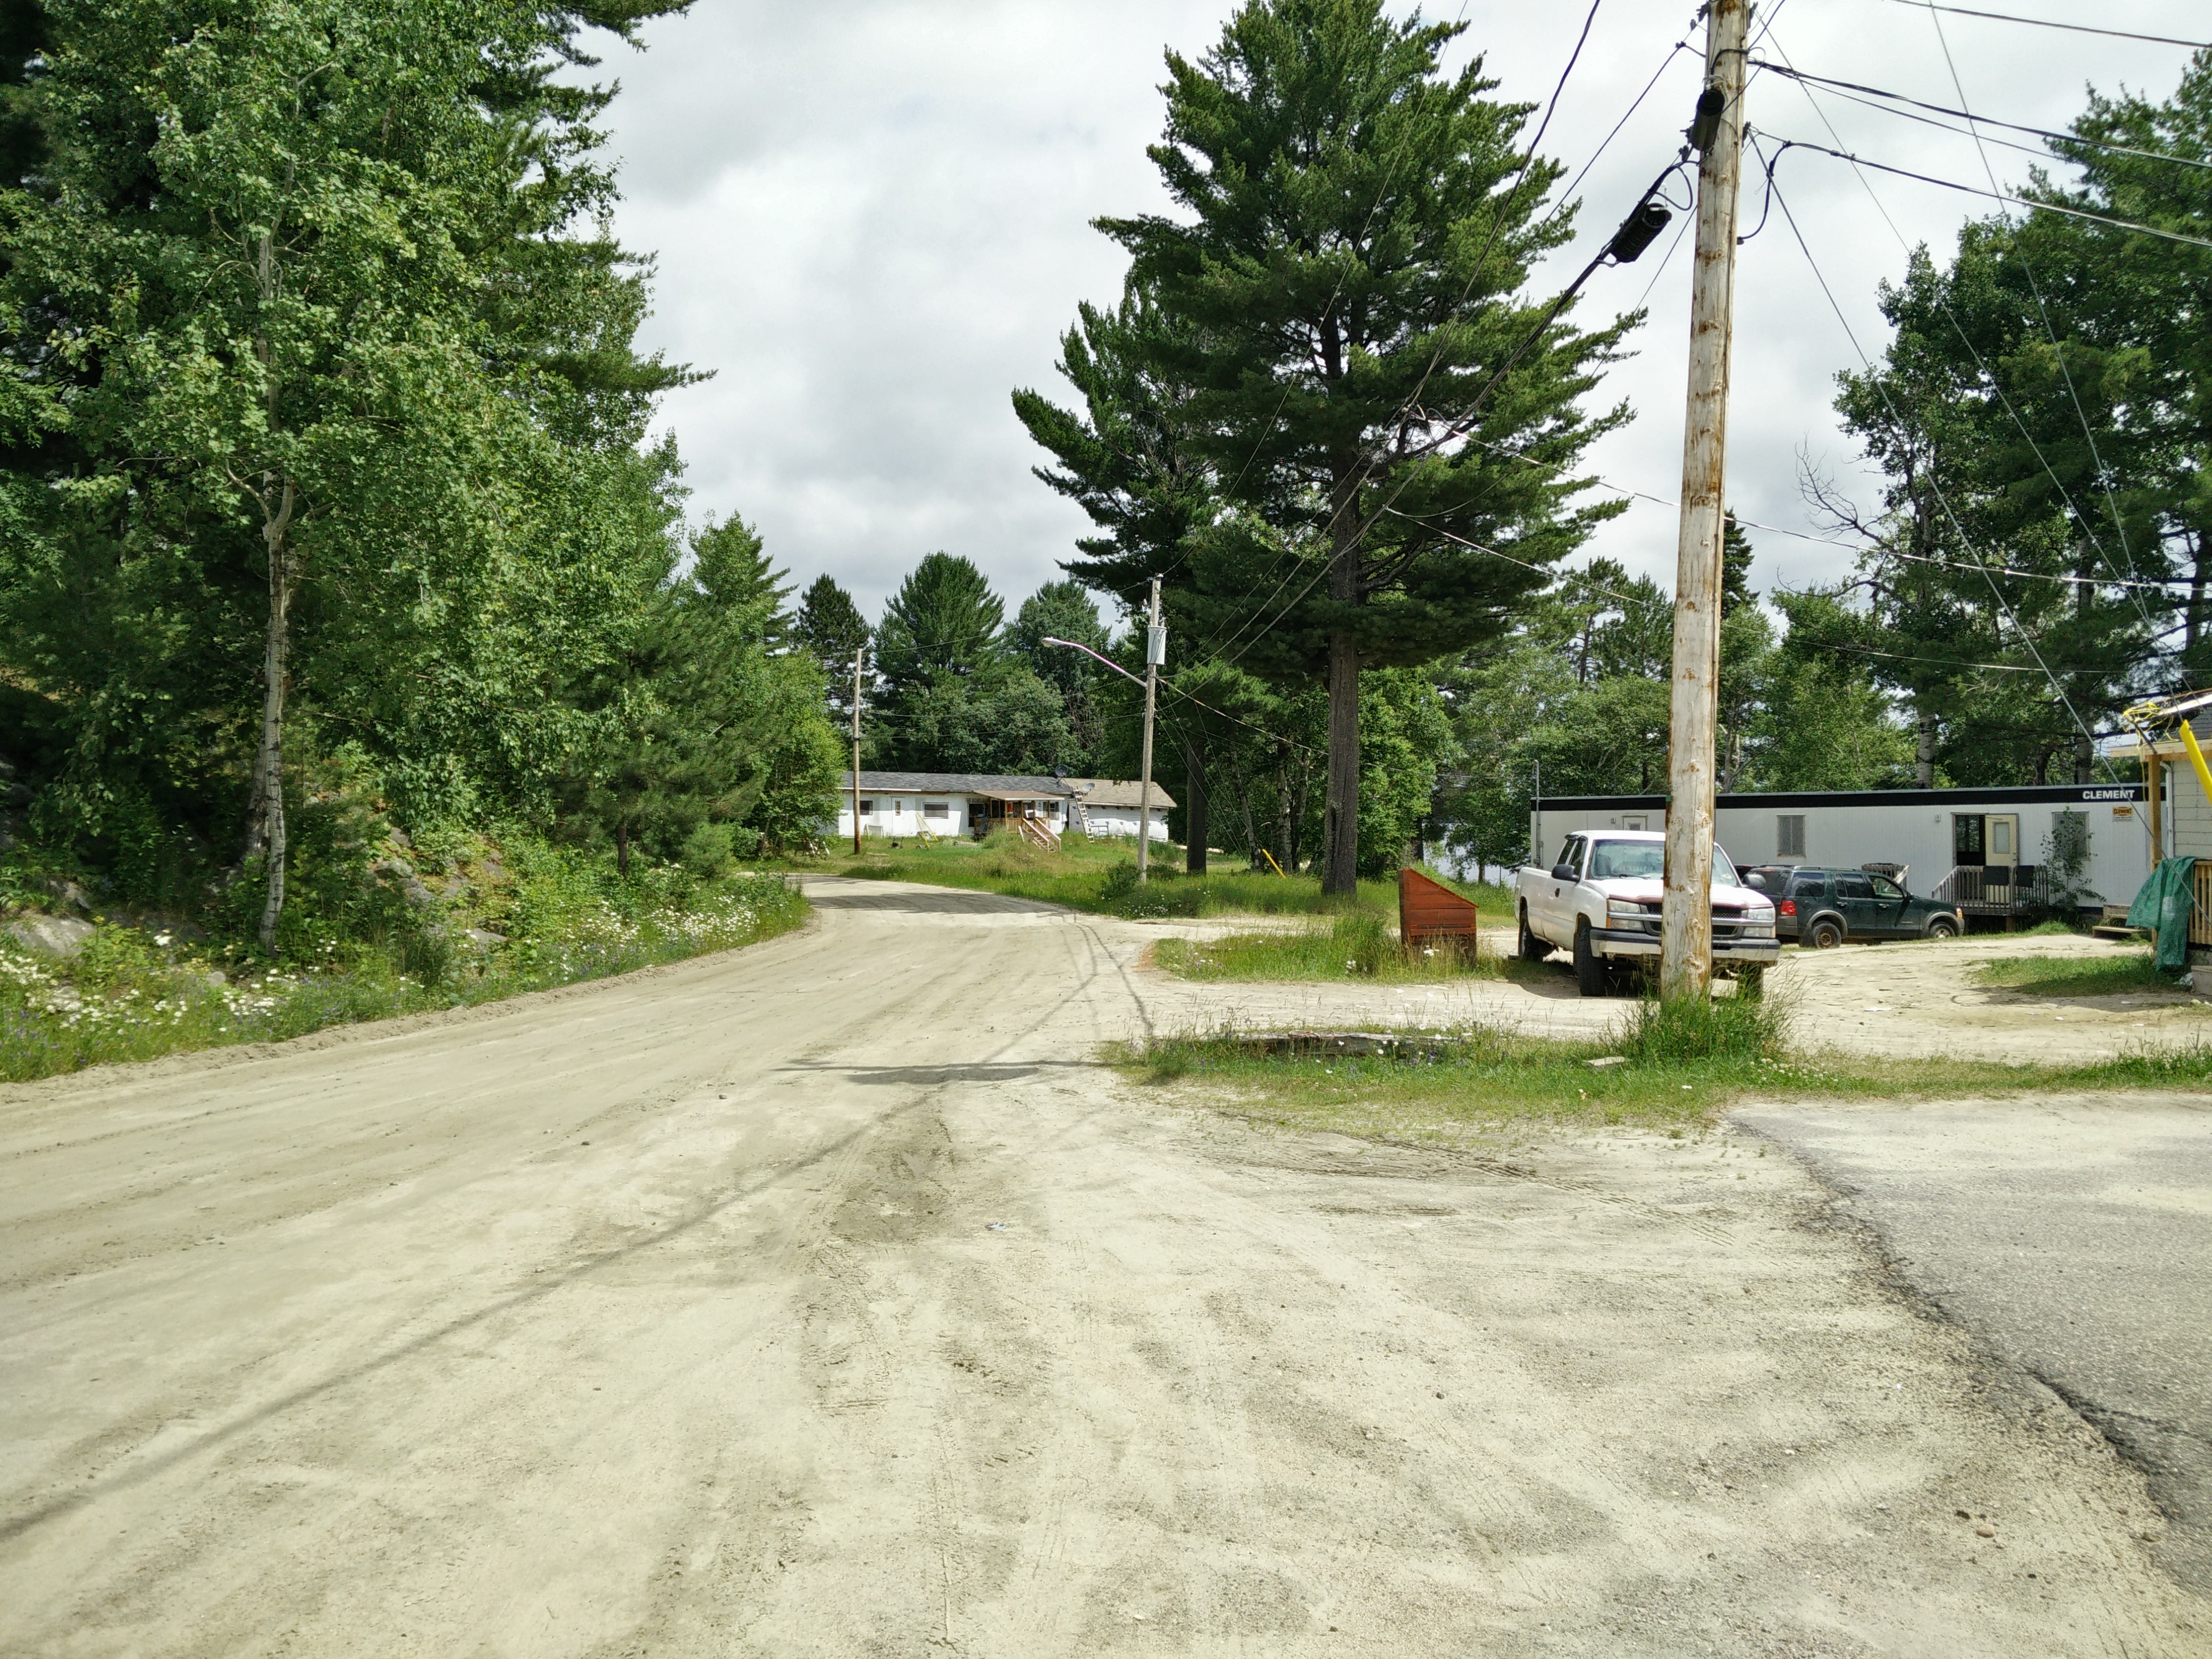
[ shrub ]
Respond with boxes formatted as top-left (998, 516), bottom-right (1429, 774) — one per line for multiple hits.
top-left (1615, 985), bottom-right (1793, 1064)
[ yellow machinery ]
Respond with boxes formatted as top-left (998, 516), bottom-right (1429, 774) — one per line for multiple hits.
top-left (2122, 689), bottom-right (2212, 818)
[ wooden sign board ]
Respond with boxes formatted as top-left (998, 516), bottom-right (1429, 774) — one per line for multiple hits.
top-left (1399, 867), bottom-right (1479, 950)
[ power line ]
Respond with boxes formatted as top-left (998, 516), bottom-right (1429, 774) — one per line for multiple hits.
top-left (1753, 62), bottom-right (2212, 174)
top-left (1763, 169), bottom-right (2131, 774)
top-left (1756, 31), bottom-right (2166, 638)
top-left (1749, 131), bottom-right (2212, 250)
top-left (1867, 0), bottom-right (2210, 51)
top-left (1038, 635), bottom-right (1325, 757)
top-left (1393, 508), bottom-right (2177, 684)
top-left (1918, 2), bottom-right (2162, 638)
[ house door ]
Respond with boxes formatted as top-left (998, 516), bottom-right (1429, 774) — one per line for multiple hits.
top-left (1985, 813), bottom-right (2020, 874)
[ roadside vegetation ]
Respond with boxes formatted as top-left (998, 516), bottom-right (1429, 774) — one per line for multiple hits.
top-left (1973, 950), bottom-right (2186, 999)
top-left (1119, 990), bottom-right (2212, 1137)
top-left (1154, 907), bottom-right (1530, 982)
top-left (0, 840), bottom-right (805, 1084)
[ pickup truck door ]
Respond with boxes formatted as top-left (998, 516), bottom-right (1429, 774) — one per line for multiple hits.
top-left (1537, 836), bottom-right (1583, 940)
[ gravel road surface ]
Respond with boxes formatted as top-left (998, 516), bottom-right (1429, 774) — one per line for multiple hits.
top-left (1, 878), bottom-right (2202, 1655)
top-left (1739, 1097), bottom-right (2212, 1594)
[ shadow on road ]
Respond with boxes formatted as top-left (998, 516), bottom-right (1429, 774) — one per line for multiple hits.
top-left (805, 886), bottom-right (1067, 916)
top-left (778, 1059), bottom-right (1097, 1087)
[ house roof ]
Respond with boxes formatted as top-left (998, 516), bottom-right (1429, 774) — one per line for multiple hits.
top-left (842, 772), bottom-right (1070, 795)
top-left (1066, 778), bottom-right (1175, 811)
top-left (837, 772), bottom-right (1176, 810)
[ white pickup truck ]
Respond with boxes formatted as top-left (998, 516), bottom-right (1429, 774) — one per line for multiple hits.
top-left (1516, 829), bottom-right (1779, 995)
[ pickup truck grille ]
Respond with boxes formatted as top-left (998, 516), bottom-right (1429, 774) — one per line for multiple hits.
top-left (1610, 901), bottom-right (1756, 938)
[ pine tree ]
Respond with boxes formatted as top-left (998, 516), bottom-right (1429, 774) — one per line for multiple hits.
top-left (874, 553), bottom-right (1006, 699)
top-left (794, 575), bottom-right (873, 725)
top-left (1094, 0), bottom-right (1630, 891)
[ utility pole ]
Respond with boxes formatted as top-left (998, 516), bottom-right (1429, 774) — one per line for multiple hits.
top-left (1661, 0), bottom-right (1750, 1002)
top-left (1137, 577), bottom-right (1163, 882)
top-left (851, 648), bottom-right (865, 857)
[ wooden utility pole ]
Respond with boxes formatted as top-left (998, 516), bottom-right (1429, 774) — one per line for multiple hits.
top-left (1137, 577), bottom-right (1162, 882)
top-left (1661, 0), bottom-right (1750, 1001)
top-left (851, 648), bottom-right (865, 856)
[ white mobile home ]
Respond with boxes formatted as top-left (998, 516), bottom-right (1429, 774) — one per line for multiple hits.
top-left (833, 773), bottom-right (1175, 844)
top-left (1534, 783), bottom-right (2155, 919)
top-left (1065, 778), bottom-right (1174, 843)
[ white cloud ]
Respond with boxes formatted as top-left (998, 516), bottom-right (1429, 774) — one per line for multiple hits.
top-left (596, 0), bottom-right (2208, 622)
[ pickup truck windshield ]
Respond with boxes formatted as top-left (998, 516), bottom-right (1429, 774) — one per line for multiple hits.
top-left (1586, 841), bottom-right (1741, 885)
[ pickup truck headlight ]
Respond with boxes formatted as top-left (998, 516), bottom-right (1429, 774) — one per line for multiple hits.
top-left (1604, 899), bottom-right (1646, 920)
top-left (1742, 906), bottom-right (1776, 940)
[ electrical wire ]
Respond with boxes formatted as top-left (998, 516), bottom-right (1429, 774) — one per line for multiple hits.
top-left (1865, 0), bottom-right (2210, 51)
top-left (1747, 132), bottom-right (2212, 250)
top-left (1919, 1), bottom-right (2161, 638)
top-left (1390, 508), bottom-right (2179, 682)
top-left (1449, 430), bottom-right (2199, 592)
top-left (1753, 62), bottom-right (2212, 173)
top-left (1755, 29), bottom-right (2169, 636)
top-left (1037, 634), bottom-right (1326, 757)
top-left (1764, 170), bottom-right (2132, 774)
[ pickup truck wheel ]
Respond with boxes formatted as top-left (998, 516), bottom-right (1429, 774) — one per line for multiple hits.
top-left (1926, 915), bottom-right (1960, 940)
top-left (1808, 916), bottom-right (1845, 950)
top-left (1573, 918), bottom-right (1606, 996)
top-left (1518, 905), bottom-right (1544, 963)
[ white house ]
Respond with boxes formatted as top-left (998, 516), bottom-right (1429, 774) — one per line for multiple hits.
top-left (833, 773), bottom-right (1174, 844)
top-left (1064, 778), bottom-right (1174, 843)
top-left (1534, 783), bottom-right (2155, 918)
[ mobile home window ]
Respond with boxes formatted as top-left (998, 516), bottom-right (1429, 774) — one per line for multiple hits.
top-left (923, 802), bottom-right (948, 820)
top-left (858, 799), bottom-right (875, 815)
top-left (1777, 815), bottom-right (1806, 858)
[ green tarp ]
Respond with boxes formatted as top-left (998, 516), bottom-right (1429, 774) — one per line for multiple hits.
top-left (2128, 856), bottom-right (2197, 974)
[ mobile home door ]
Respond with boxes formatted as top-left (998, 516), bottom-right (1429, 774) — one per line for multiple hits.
top-left (1986, 812), bottom-right (2020, 873)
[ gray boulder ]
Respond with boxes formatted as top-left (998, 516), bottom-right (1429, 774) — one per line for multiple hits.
top-left (4, 912), bottom-right (96, 959)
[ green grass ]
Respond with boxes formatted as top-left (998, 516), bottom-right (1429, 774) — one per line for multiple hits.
top-left (0, 870), bottom-right (809, 1083)
top-left (1116, 988), bottom-right (2212, 1136)
top-left (1973, 950), bottom-right (2186, 999)
top-left (774, 831), bottom-right (1515, 922)
top-left (1154, 908), bottom-right (1531, 983)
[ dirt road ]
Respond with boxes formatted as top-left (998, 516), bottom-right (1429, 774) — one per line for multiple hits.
top-left (1, 879), bottom-right (2201, 1655)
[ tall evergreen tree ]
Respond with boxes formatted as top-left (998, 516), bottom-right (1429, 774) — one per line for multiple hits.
top-left (794, 574), bottom-right (873, 726)
top-left (1011, 580), bottom-right (1111, 772)
top-left (1088, 0), bottom-right (1631, 892)
top-left (874, 552), bottom-right (1007, 699)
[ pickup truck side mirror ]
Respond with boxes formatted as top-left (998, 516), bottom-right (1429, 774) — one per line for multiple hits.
top-left (1551, 862), bottom-right (1578, 883)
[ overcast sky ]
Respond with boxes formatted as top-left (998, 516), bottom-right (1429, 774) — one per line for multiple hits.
top-left (592, 0), bottom-right (2207, 629)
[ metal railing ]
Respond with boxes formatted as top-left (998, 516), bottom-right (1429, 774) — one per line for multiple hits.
top-left (1931, 865), bottom-right (2046, 911)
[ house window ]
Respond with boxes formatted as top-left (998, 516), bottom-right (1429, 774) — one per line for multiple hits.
top-left (1777, 815), bottom-right (1806, 858)
top-left (924, 802), bottom-right (948, 820)
top-left (858, 799), bottom-right (875, 815)
top-left (1954, 814), bottom-right (1984, 862)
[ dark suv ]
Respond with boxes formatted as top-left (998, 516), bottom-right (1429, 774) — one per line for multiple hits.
top-left (1739, 866), bottom-right (1963, 948)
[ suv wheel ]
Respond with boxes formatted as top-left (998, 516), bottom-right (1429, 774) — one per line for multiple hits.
top-left (1808, 916), bottom-right (1845, 950)
top-left (1518, 904), bottom-right (1543, 962)
top-left (1573, 917), bottom-right (1606, 996)
top-left (1926, 914), bottom-right (1960, 940)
